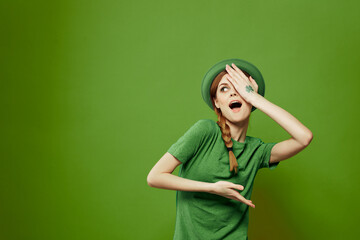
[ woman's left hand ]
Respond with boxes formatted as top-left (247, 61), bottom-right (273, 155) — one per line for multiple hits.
top-left (225, 63), bottom-right (259, 103)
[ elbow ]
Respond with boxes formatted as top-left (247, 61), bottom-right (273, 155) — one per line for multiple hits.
top-left (303, 131), bottom-right (313, 146)
top-left (297, 131), bottom-right (313, 147)
top-left (147, 174), bottom-right (154, 187)
top-left (147, 172), bottom-right (158, 188)
top-left (147, 172), bottom-right (168, 188)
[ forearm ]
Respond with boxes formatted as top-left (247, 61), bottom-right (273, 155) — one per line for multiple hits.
top-left (248, 93), bottom-right (313, 145)
top-left (148, 173), bottom-right (213, 193)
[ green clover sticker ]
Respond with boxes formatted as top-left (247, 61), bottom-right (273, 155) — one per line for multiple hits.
top-left (246, 85), bottom-right (254, 93)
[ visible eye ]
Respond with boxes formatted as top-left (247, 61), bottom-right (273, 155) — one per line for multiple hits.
top-left (220, 86), bottom-right (229, 92)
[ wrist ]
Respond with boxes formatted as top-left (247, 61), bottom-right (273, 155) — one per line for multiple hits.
top-left (246, 92), bottom-right (261, 104)
top-left (207, 183), bottom-right (215, 194)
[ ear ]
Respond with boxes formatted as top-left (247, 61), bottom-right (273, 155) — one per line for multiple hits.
top-left (214, 98), bottom-right (219, 109)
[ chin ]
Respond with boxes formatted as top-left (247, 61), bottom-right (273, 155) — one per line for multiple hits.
top-left (228, 116), bottom-right (247, 124)
top-left (224, 109), bottom-right (250, 123)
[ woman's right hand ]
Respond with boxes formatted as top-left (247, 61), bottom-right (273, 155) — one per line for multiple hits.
top-left (210, 181), bottom-right (255, 208)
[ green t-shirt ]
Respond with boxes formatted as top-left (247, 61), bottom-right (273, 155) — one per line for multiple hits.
top-left (167, 119), bottom-right (280, 240)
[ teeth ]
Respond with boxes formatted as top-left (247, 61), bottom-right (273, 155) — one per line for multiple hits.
top-left (229, 101), bottom-right (240, 105)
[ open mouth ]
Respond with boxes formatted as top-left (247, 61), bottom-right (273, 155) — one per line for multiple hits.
top-left (229, 101), bottom-right (242, 112)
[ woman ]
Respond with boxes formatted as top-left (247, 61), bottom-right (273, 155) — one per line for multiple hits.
top-left (147, 58), bottom-right (313, 240)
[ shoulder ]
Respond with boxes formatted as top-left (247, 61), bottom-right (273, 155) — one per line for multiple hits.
top-left (246, 136), bottom-right (276, 152)
top-left (245, 136), bottom-right (263, 147)
top-left (194, 118), bottom-right (217, 127)
top-left (194, 119), bottom-right (218, 131)
top-left (191, 119), bottom-right (218, 137)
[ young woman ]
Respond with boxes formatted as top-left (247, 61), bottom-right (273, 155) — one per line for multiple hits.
top-left (147, 58), bottom-right (313, 240)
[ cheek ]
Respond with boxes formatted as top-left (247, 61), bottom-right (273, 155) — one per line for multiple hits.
top-left (218, 99), bottom-right (227, 107)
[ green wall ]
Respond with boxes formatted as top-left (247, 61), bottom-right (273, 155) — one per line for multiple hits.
top-left (2, 0), bottom-right (359, 239)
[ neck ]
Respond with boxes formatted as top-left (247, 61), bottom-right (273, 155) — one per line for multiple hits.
top-left (225, 118), bottom-right (249, 143)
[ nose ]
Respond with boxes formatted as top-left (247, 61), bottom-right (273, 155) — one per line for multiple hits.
top-left (230, 91), bottom-right (238, 97)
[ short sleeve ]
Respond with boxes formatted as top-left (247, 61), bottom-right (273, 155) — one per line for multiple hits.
top-left (167, 119), bottom-right (212, 164)
top-left (258, 141), bottom-right (279, 170)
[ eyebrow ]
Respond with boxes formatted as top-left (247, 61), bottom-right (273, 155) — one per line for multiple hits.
top-left (219, 83), bottom-right (230, 87)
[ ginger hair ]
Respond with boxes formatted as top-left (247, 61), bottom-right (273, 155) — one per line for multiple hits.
top-left (209, 70), bottom-right (251, 174)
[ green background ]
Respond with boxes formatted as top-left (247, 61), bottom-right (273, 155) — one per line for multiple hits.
top-left (2, 0), bottom-right (359, 239)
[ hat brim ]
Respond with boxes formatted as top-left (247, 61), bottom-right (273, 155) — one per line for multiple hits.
top-left (201, 58), bottom-right (265, 112)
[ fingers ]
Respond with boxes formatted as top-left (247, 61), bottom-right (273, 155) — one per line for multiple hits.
top-left (225, 75), bottom-right (240, 94)
top-left (231, 63), bottom-right (249, 81)
top-left (225, 74), bottom-right (235, 85)
top-left (249, 76), bottom-right (255, 84)
top-left (225, 64), bottom-right (243, 81)
top-left (231, 184), bottom-right (244, 191)
top-left (249, 76), bottom-right (258, 93)
top-left (230, 189), bottom-right (256, 208)
top-left (235, 195), bottom-right (255, 208)
top-left (226, 64), bottom-right (254, 94)
top-left (247, 200), bottom-right (255, 208)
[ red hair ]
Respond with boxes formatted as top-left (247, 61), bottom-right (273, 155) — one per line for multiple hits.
top-left (209, 70), bottom-right (251, 174)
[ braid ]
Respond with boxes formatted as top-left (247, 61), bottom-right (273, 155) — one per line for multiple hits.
top-left (209, 69), bottom-right (252, 174)
top-left (214, 107), bottom-right (239, 174)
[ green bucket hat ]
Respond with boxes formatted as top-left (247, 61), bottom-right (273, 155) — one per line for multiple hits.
top-left (201, 58), bottom-right (266, 112)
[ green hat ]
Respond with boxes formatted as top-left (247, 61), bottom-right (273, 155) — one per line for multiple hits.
top-left (201, 58), bottom-right (266, 112)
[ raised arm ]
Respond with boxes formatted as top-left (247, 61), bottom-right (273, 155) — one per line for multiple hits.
top-left (225, 63), bottom-right (313, 165)
top-left (248, 93), bottom-right (313, 164)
